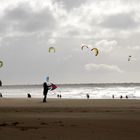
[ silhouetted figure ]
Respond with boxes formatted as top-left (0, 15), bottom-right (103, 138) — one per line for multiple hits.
top-left (0, 80), bottom-right (2, 86)
top-left (112, 94), bottom-right (114, 99)
top-left (43, 82), bottom-right (50, 102)
top-left (120, 95), bottom-right (123, 99)
top-left (59, 94), bottom-right (62, 98)
top-left (57, 94), bottom-right (60, 98)
top-left (0, 93), bottom-right (2, 98)
top-left (27, 93), bottom-right (31, 98)
top-left (126, 95), bottom-right (128, 99)
top-left (86, 94), bottom-right (90, 99)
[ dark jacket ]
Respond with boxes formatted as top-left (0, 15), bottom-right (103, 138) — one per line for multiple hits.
top-left (43, 82), bottom-right (50, 95)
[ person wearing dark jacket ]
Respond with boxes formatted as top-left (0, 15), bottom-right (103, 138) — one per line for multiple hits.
top-left (0, 80), bottom-right (2, 86)
top-left (43, 82), bottom-right (50, 102)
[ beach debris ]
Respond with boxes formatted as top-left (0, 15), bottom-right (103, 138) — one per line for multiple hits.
top-left (49, 47), bottom-right (55, 53)
top-left (27, 93), bottom-right (31, 98)
top-left (0, 60), bottom-right (3, 68)
top-left (91, 48), bottom-right (99, 56)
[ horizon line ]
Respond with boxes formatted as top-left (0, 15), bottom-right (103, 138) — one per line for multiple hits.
top-left (1, 82), bottom-right (140, 86)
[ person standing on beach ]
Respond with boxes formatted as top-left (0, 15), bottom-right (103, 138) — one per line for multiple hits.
top-left (86, 94), bottom-right (90, 99)
top-left (43, 82), bottom-right (50, 102)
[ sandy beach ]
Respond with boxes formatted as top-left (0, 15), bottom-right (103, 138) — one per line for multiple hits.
top-left (0, 98), bottom-right (140, 140)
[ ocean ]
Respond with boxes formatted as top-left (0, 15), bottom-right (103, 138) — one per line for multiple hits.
top-left (0, 83), bottom-right (140, 99)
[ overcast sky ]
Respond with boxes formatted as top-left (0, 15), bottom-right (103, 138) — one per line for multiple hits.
top-left (0, 0), bottom-right (140, 85)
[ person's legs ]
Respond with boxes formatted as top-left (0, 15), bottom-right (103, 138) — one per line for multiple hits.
top-left (43, 94), bottom-right (46, 102)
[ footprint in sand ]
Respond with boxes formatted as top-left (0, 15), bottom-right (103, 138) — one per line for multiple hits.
top-left (0, 123), bottom-right (8, 127)
top-left (40, 122), bottom-right (49, 125)
top-left (19, 126), bottom-right (38, 131)
top-left (11, 122), bottom-right (19, 126)
top-left (59, 124), bottom-right (65, 127)
top-left (70, 124), bottom-right (77, 127)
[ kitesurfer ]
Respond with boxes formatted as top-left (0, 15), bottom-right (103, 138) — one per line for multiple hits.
top-left (27, 93), bottom-right (31, 98)
top-left (120, 95), bottom-right (123, 99)
top-left (86, 94), bottom-right (90, 99)
top-left (0, 93), bottom-right (2, 98)
top-left (43, 82), bottom-right (51, 102)
top-left (0, 80), bottom-right (2, 86)
top-left (112, 94), bottom-right (114, 99)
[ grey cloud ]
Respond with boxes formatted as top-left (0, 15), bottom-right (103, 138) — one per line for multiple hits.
top-left (4, 4), bottom-right (32, 21)
top-left (63, 26), bottom-right (83, 38)
top-left (0, 22), bottom-right (7, 33)
top-left (121, 0), bottom-right (140, 4)
top-left (56, 0), bottom-right (86, 10)
top-left (0, 3), bottom-right (56, 35)
top-left (21, 9), bottom-right (56, 32)
top-left (100, 13), bottom-right (139, 30)
top-left (85, 63), bottom-right (123, 73)
top-left (115, 32), bottom-right (140, 46)
top-left (67, 29), bottom-right (80, 37)
top-left (1, 0), bottom-right (140, 84)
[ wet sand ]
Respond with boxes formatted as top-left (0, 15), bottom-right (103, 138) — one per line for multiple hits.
top-left (0, 98), bottom-right (140, 140)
